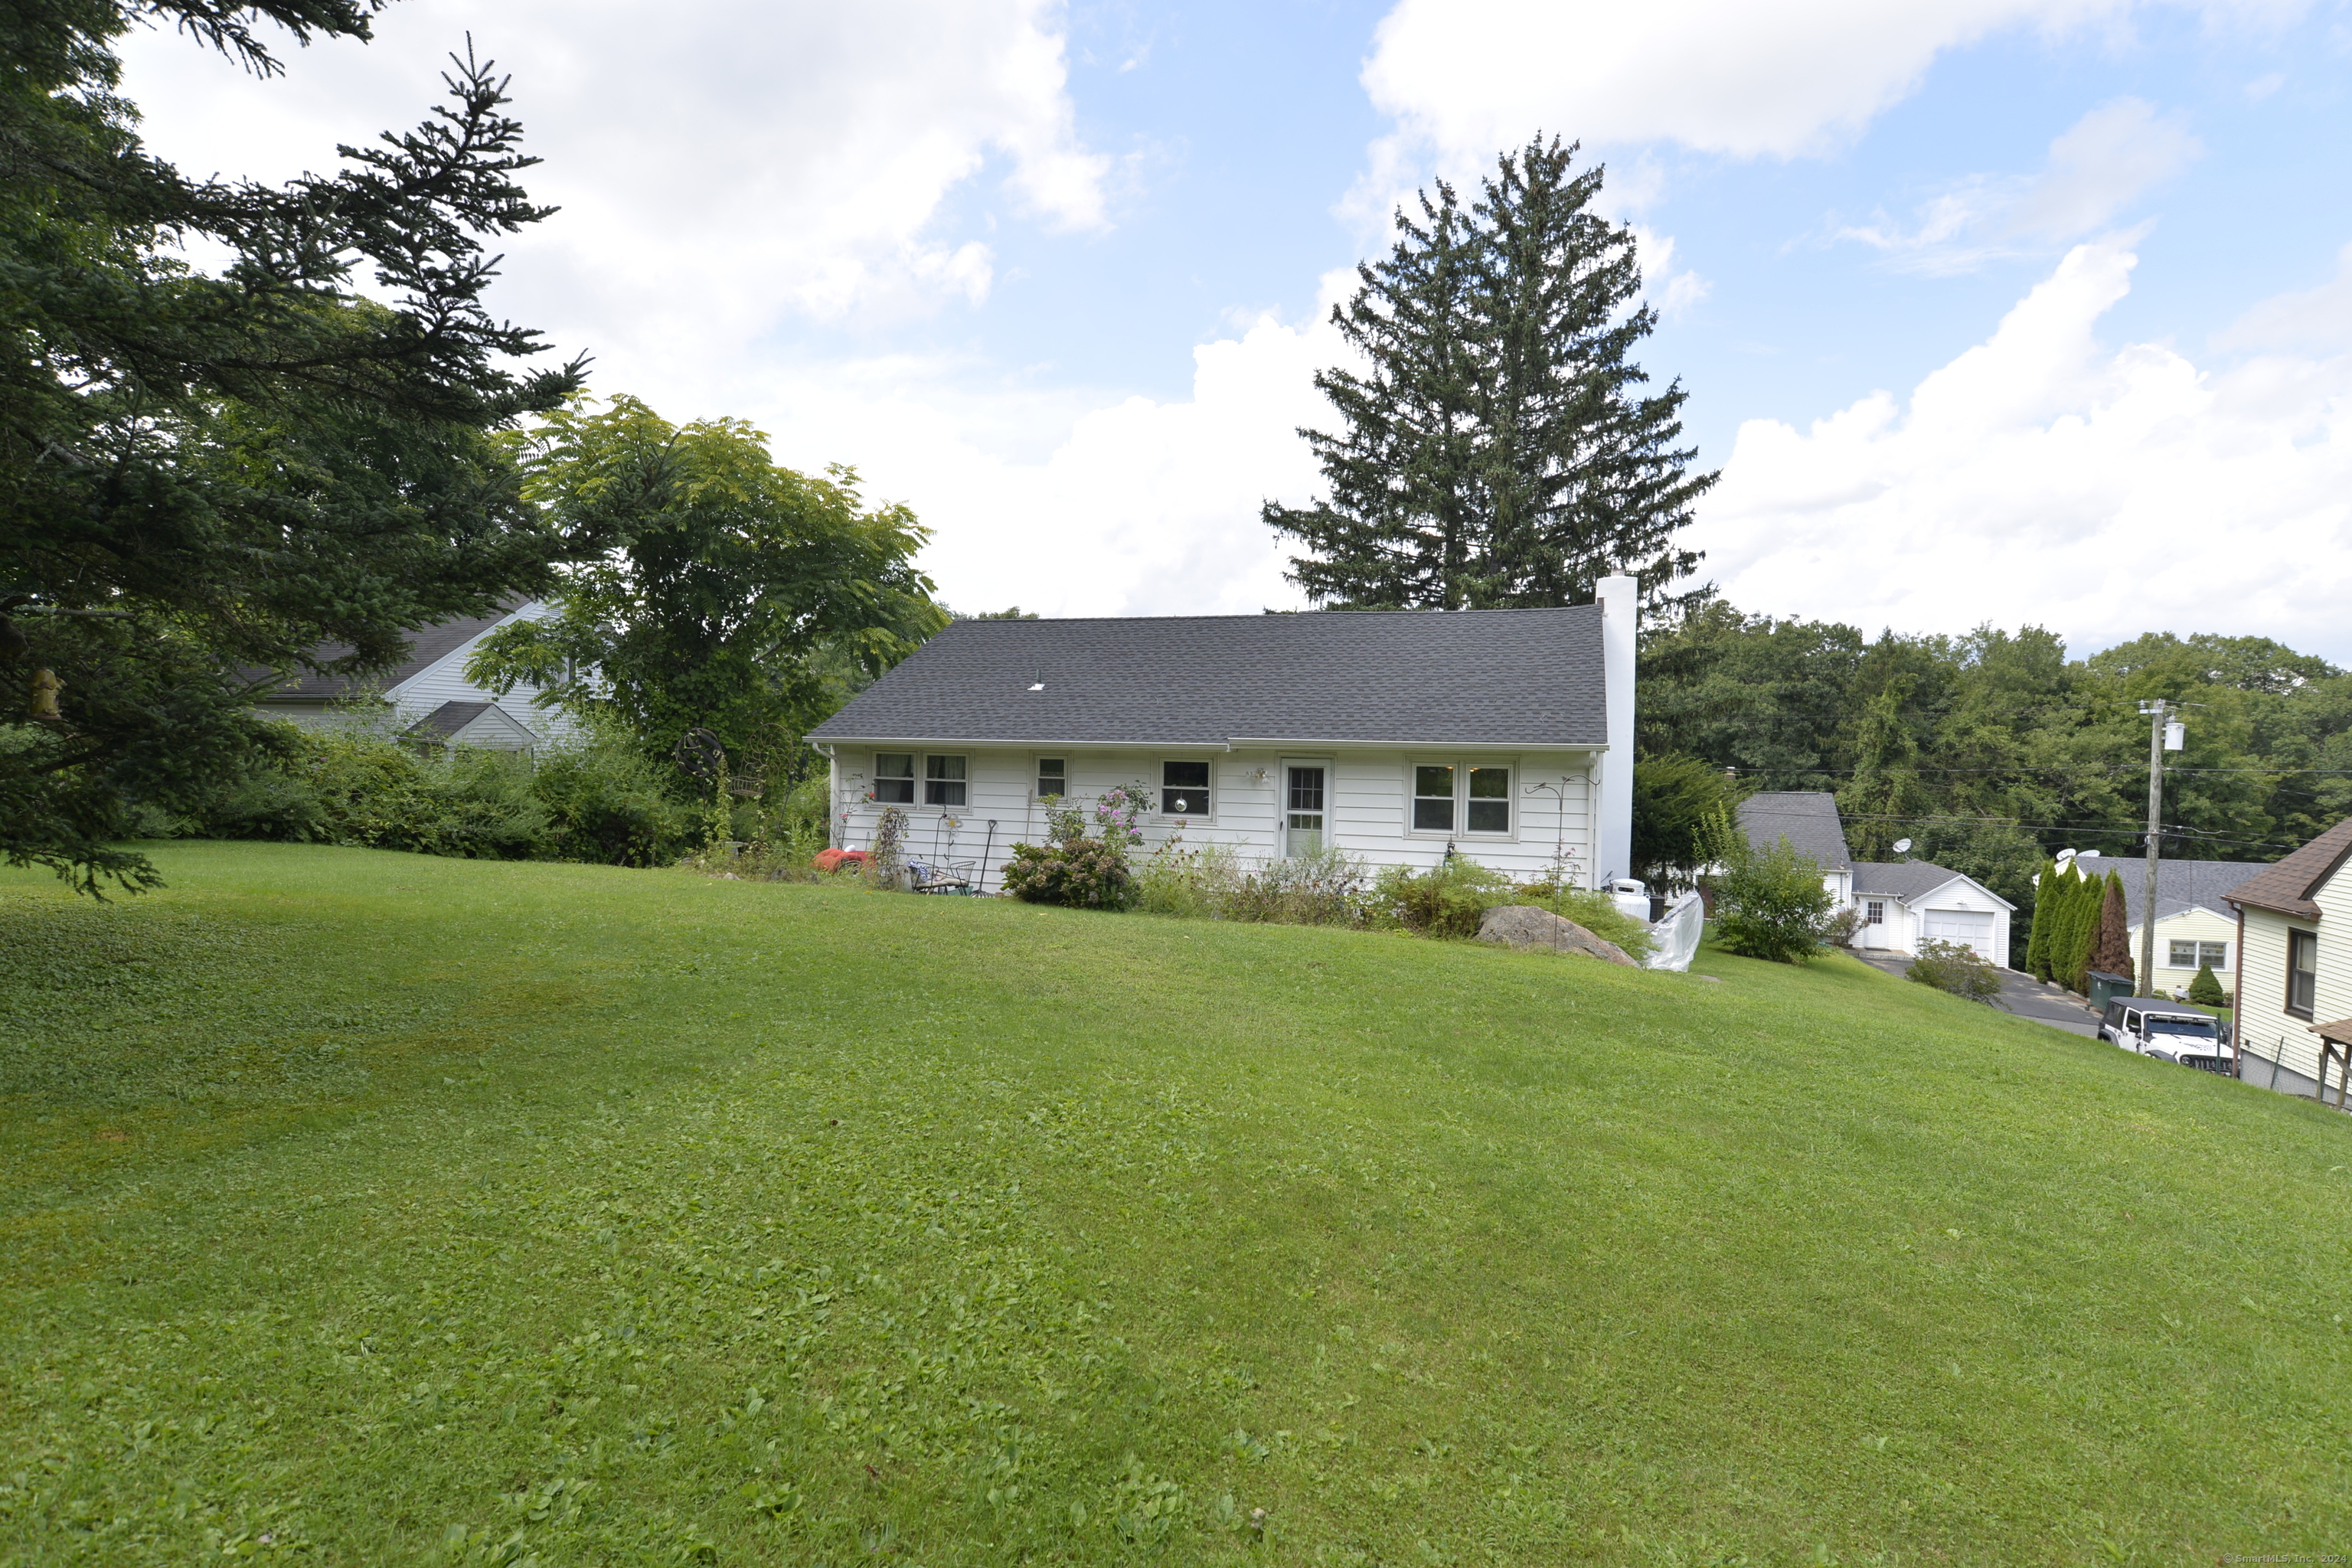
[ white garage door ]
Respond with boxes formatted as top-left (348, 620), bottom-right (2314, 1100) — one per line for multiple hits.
top-left (1922, 910), bottom-right (1994, 959)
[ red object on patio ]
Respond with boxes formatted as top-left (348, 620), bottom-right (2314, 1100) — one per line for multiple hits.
top-left (813, 848), bottom-right (869, 874)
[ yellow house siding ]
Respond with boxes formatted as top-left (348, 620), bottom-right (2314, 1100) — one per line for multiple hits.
top-left (2126, 906), bottom-right (2238, 995)
top-left (2236, 911), bottom-right (2317, 1082)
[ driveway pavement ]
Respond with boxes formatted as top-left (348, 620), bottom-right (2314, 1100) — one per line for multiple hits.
top-left (1851, 950), bottom-right (2103, 1037)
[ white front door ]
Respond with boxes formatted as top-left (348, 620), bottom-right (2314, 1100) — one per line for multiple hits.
top-left (1923, 909), bottom-right (1994, 959)
top-left (1285, 765), bottom-right (1325, 858)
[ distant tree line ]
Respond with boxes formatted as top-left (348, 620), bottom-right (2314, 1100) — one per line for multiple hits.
top-left (1635, 603), bottom-right (2352, 955)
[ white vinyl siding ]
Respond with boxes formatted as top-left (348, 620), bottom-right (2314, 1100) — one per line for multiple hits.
top-left (831, 745), bottom-right (1599, 894)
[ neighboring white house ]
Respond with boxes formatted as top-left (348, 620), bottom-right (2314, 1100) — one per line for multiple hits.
top-left (1733, 792), bottom-right (2015, 966)
top-left (1849, 861), bottom-right (2014, 965)
top-left (252, 597), bottom-right (564, 750)
top-left (2070, 854), bottom-right (2265, 1001)
top-left (808, 581), bottom-right (1642, 896)
top-left (2225, 815), bottom-right (2352, 1102)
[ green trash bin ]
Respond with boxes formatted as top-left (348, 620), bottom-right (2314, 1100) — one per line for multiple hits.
top-left (2086, 969), bottom-right (2134, 1011)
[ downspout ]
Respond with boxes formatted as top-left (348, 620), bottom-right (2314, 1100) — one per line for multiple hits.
top-left (821, 743), bottom-right (841, 850)
top-left (2230, 901), bottom-right (2245, 1079)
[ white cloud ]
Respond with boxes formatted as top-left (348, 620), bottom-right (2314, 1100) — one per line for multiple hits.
top-left (2012, 98), bottom-right (2202, 237)
top-left (2216, 242), bottom-right (2352, 351)
top-left (1357, 0), bottom-right (2295, 191)
top-left (1834, 99), bottom-right (2199, 272)
top-left (116, 0), bottom-right (1109, 372)
top-left (1362, 0), bottom-right (2119, 165)
top-left (742, 279), bottom-right (1354, 618)
top-left (1688, 240), bottom-right (2352, 658)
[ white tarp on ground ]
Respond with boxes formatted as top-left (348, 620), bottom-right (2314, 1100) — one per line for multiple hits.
top-left (1644, 891), bottom-right (1705, 972)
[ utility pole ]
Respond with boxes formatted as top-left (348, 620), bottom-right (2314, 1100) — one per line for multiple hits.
top-left (2137, 698), bottom-right (2181, 998)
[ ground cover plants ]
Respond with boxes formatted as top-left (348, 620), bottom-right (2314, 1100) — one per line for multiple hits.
top-left (5, 844), bottom-right (2351, 1563)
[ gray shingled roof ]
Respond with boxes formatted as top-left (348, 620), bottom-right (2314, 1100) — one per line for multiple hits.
top-left (253, 599), bottom-right (524, 702)
top-left (1735, 792), bottom-right (1852, 871)
top-left (1852, 860), bottom-right (2011, 906)
top-left (2072, 854), bottom-right (2273, 926)
top-left (807, 607), bottom-right (1608, 746)
top-left (2223, 815), bottom-right (2352, 921)
top-left (403, 700), bottom-right (497, 740)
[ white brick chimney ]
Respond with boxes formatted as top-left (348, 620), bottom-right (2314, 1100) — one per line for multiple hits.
top-left (1596, 574), bottom-right (1637, 887)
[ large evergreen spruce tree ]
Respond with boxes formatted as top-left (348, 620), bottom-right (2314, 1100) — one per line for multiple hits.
top-left (1264, 137), bottom-right (1713, 611)
top-left (3, 2), bottom-right (590, 890)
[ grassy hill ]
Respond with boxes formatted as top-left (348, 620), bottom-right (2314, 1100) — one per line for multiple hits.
top-left (3, 843), bottom-right (2348, 1564)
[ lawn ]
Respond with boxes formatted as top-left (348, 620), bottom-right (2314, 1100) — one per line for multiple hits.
top-left (2, 843), bottom-right (2348, 1565)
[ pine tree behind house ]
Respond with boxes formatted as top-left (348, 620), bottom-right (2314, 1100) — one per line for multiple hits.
top-left (1263, 137), bottom-right (1714, 611)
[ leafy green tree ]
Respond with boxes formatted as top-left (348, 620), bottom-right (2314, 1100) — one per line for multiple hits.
top-left (1631, 753), bottom-right (1737, 892)
top-left (1704, 808), bottom-right (1834, 965)
top-left (1265, 137), bottom-right (1713, 611)
top-left (466, 396), bottom-right (946, 788)
top-left (1838, 672), bottom-right (1931, 859)
top-left (4, 1), bottom-right (587, 890)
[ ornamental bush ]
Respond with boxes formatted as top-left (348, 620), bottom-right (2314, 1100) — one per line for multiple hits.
top-left (1906, 939), bottom-right (2005, 1005)
top-left (1703, 808), bottom-right (1834, 965)
top-left (2188, 962), bottom-right (2228, 1008)
top-left (1374, 858), bottom-right (1514, 939)
top-left (1001, 838), bottom-right (1135, 910)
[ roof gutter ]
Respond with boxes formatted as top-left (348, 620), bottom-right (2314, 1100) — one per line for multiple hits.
top-left (810, 735), bottom-right (1606, 751)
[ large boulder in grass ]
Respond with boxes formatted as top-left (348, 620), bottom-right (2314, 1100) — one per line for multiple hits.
top-left (1476, 904), bottom-right (1640, 968)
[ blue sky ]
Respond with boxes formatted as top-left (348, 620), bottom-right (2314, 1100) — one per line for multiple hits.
top-left (121, 0), bottom-right (2352, 658)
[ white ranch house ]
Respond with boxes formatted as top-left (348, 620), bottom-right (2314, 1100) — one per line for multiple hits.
top-left (808, 580), bottom-right (1642, 895)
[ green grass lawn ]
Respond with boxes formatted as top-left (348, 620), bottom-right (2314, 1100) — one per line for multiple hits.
top-left (3, 844), bottom-right (2348, 1566)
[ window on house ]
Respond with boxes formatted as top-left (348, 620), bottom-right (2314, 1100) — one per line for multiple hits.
top-left (1161, 760), bottom-right (1210, 817)
top-left (924, 754), bottom-right (967, 808)
top-left (2170, 939), bottom-right (2229, 971)
top-left (1413, 765), bottom-right (1455, 831)
top-left (873, 753), bottom-right (915, 804)
top-left (1036, 757), bottom-right (1066, 799)
top-left (2288, 929), bottom-right (2318, 1018)
top-left (1466, 766), bottom-right (1511, 833)
top-left (1865, 900), bottom-right (1885, 926)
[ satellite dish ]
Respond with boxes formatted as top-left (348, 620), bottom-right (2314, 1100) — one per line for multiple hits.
top-left (1892, 838), bottom-right (1913, 855)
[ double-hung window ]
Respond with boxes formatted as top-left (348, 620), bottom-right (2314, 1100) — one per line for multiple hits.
top-left (924, 755), bottom-right (967, 808)
top-left (1161, 760), bottom-right (1210, 817)
top-left (2169, 939), bottom-right (2228, 971)
top-left (1410, 763), bottom-right (1514, 834)
top-left (873, 753), bottom-right (915, 804)
top-left (1036, 757), bottom-right (1067, 799)
top-left (1413, 766), bottom-right (1455, 831)
top-left (2287, 929), bottom-right (2318, 1018)
top-left (1466, 766), bottom-right (1511, 833)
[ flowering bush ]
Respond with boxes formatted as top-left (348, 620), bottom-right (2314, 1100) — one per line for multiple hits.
top-left (1093, 782), bottom-right (1153, 848)
top-left (1001, 838), bottom-right (1135, 910)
